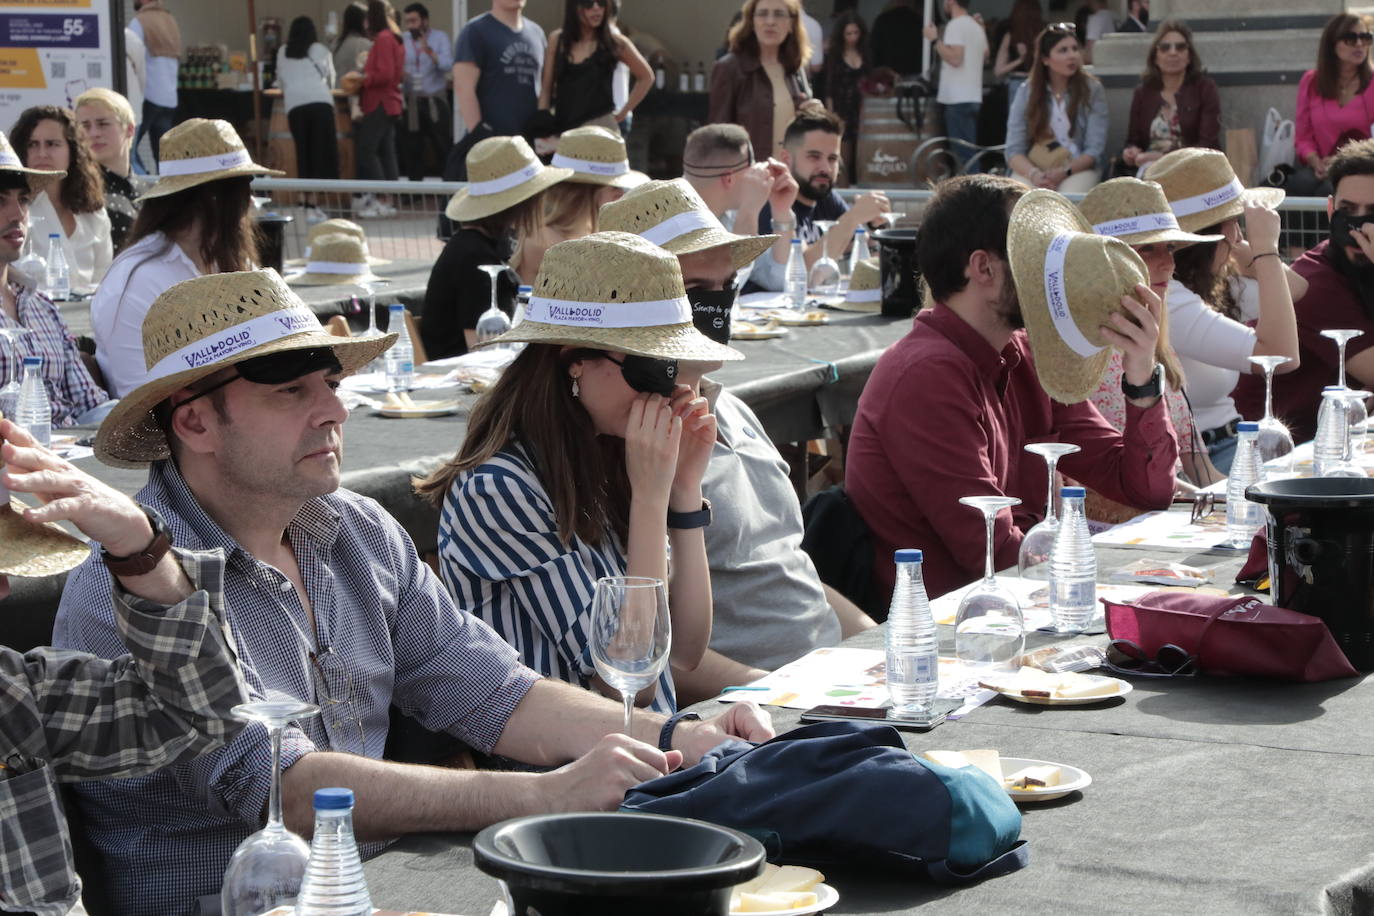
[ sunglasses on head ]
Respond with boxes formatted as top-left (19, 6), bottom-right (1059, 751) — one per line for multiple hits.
top-left (1046, 21), bottom-right (1076, 34)
top-left (1157, 40), bottom-right (1189, 52)
top-left (1104, 639), bottom-right (1197, 678)
top-left (1339, 30), bottom-right (1374, 44)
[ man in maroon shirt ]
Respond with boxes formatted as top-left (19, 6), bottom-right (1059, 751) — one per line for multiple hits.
top-left (1233, 140), bottom-right (1374, 443)
top-left (846, 175), bottom-right (1178, 599)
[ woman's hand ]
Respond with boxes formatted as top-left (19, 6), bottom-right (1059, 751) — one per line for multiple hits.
top-left (666, 384), bottom-right (716, 509)
top-left (1100, 282), bottom-right (1164, 401)
top-left (623, 393), bottom-right (680, 507)
top-left (1122, 145), bottom-right (1141, 166)
top-left (1242, 204), bottom-right (1281, 256)
top-left (1041, 166), bottom-right (1068, 189)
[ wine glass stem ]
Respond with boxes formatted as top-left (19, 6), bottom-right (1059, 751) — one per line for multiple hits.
top-left (367, 292), bottom-right (378, 336)
top-left (267, 724), bottom-right (285, 829)
top-left (982, 509), bottom-right (997, 582)
top-left (1263, 366), bottom-right (1275, 420)
top-left (490, 273), bottom-right (500, 316)
top-left (1338, 342), bottom-right (1348, 388)
top-left (1043, 457), bottom-right (1059, 524)
top-left (621, 691), bottom-right (634, 737)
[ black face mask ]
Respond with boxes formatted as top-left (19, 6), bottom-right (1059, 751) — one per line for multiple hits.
top-left (1330, 210), bottom-right (1374, 255)
top-left (1137, 7), bottom-right (1149, 25)
top-left (687, 287), bottom-right (738, 344)
top-left (1326, 211), bottom-right (1374, 318)
top-left (604, 352), bottom-right (680, 397)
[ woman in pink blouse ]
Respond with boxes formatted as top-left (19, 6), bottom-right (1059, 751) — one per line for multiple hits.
top-left (1289, 13), bottom-right (1374, 196)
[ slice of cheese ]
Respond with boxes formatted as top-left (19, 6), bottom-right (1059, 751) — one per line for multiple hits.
top-left (1004, 764), bottom-right (1063, 789)
top-left (921, 749), bottom-right (1002, 782)
top-left (734, 865), bottom-right (775, 896)
top-left (1053, 673), bottom-right (1119, 699)
top-left (758, 865), bottom-right (824, 894)
top-left (737, 891), bottom-right (819, 912)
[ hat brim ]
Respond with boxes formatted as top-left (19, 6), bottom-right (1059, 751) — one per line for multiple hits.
top-left (0, 501), bottom-right (90, 577)
top-left (95, 330), bottom-right (398, 468)
top-left (445, 167), bottom-right (574, 222)
top-left (1112, 227), bottom-right (1225, 248)
top-left (136, 162), bottom-right (287, 202)
top-left (1176, 186), bottom-right (1286, 234)
top-left (286, 268), bottom-right (388, 286)
top-left (831, 299), bottom-right (881, 312)
top-left (285, 254), bottom-right (391, 268)
top-left (656, 227), bottom-right (778, 273)
top-left (566, 168), bottom-right (649, 190)
top-left (10, 165), bottom-right (66, 179)
top-left (1010, 190), bottom-right (1148, 404)
top-left (479, 320), bottom-right (744, 362)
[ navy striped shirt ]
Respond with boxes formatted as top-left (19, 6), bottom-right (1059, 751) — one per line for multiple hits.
top-left (438, 441), bottom-right (676, 714)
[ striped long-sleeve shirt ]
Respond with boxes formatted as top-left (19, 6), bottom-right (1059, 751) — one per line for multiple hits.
top-left (438, 441), bottom-right (676, 714)
top-left (0, 279), bottom-right (108, 427)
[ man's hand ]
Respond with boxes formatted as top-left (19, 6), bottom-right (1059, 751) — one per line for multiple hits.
top-left (765, 159), bottom-right (799, 216)
top-left (735, 162), bottom-right (776, 216)
top-left (673, 702), bottom-right (774, 766)
top-left (923, 22), bottom-right (939, 42)
top-left (1349, 220), bottom-right (1374, 263)
top-left (1101, 282), bottom-right (1163, 395)
top-left (850, 190), bottom-right (891, 226)
top-left (538, 733), bottom-right (683, 812)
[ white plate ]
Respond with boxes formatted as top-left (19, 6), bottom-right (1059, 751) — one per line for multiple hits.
top-left (376, 400), bottom-right (460, 418)
top-left (731, 325), bottom-right (789, 340)
top-left (731, 882), bottom-right (840, 915)
top-left (980, 673), bottom-right (1132, 706)
top-left (1000, 756), bottom-right (1091, 803)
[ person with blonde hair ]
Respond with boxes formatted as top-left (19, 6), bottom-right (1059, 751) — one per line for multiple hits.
top-left (75, 87), bottom-right (141, 251)
top-left (710, 0), bottom-right (813, 159)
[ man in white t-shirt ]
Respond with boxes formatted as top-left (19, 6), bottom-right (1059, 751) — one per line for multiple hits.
top-left (802, 10), bottom-right (824, 74)
top-left (1083, 0), bottom-right (1117, 62)
top-left (925, 0), bottom-right (988, 166)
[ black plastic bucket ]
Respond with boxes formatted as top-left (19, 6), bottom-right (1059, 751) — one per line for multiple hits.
top-left (1247, 477), bottom-right (1374, 669)
top-left (254, 212), bottom-right (294, 273)
top-left (872, 228), bottom-right (919, 317)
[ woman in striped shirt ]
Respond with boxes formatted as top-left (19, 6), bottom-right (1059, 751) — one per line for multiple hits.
top-left (420, 232), bottom-right (744, 715)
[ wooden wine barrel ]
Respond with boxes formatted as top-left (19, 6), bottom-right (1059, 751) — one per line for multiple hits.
top-left (854, 95), bottom-right (943, 188)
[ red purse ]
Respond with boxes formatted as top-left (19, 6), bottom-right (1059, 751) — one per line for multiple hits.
top-left (1102, 591), bottom-right (1358, 682)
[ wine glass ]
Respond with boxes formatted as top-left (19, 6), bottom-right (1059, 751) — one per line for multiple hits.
top-left (840, 227), bottom-right (870, 293)
top-left (589, 576), bottom-right (671, 734)
top-left (1247, 355), bottom-right (1296, 474)
top-left (878, 211), bottom-right (906, 228)
top-left (1017, 442), bottom-right (1081, 580)
top-left (220, 694), bottom-right (322, 916)
top-left (1343, 389), bottom-right (1370, 452)
top-left (954, 495), bottom-right (1025, 671)
top-left (1322, 328), bottom-right (1364, 389)
top-left (476, 264), bottom-right (513, 346)
top-left (355, 279), bottom-right (389, 338)
top-left (0, 327), bottom-right (30, 420)
top-left (807, 219), bottom-right (841, 297)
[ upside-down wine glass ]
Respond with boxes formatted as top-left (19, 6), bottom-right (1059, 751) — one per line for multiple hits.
top-left (355, 278), bottom-right (389, 338)
top-left (476, 264), bottom-right (514, 346)
top-left (878, 211), bottom-right (907, 228)
top-left (0, 327), bottom-right (30, 420)
top-left (955, 495), bottom-right (1026, 671)
top-left (1247, 355), bottom-right (1296, 474)
top-left (807, 219), bottom-right (841, 296)
top-left (1345, 389), bottom-right (1372, 453)
top-left (1322, 331), bottom-right (1368, 451)
top-left (589, 576), bottom-right (671, 735)
top-left (1017, 442), bottom-right (1082, 580)
top-left (220, 694), bottom-right (322, 916)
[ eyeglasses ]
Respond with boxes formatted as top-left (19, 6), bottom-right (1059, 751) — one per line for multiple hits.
top-left (310, 647), bottom-right (368, 754)
top-left (754, 7), bottom-right (794, 20)
top-left (1104, 639), bottom-right (1197, 678)
top-left (1189, 491), bottom-right (1216, 525)
top-left (1339, 31), bottom-right (1374, 45)
top-left (1157, 40), bottom-right (1189, 52)
top-left (577, 0), bottom-right (607, 7)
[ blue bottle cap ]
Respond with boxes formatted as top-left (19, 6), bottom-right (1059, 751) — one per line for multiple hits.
top-left (21, 355), bottom-right (41, 367)
top-left (894, 548), bottom-right (923, 564)
top-left (518, 285), bottom-right (532, 294)
top-left (1237, 421), bottom-right (1259, 433)
top-left (388, 302), bottom-right (405, 312)
top-left (313, 787), bottom-right (355, 810)
top-left (791, 238), bottom-right (802, 245)
top-left (1061, 486), bottom-right (1086, 497)
top-left (47, 233), bottom-right (59, 239)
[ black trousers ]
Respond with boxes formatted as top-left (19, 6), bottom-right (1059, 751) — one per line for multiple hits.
top-left (354, 106), bottom-right (399, 181)
top-left (288, 102), bottom-right (340, 180)
top-left (400, 94), bottom-right (452, 181)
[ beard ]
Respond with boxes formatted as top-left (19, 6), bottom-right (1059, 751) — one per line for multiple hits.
top-left (993, 267), bottom-right (1025, 330)
top-left (795, 171), bottom-right (833, 201)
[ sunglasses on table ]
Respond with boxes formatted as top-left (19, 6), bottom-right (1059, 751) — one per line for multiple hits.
top-left (1157, 41), bottom-right (1189, 52)
top-left (1104, 639), bottom-right (1198, 678)
top-left (1339, 31), bottom-right (1374, 45)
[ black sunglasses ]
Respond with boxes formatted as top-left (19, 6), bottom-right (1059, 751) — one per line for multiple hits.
top-left (1339, 30), bottom-right (1374, 44)
top-left (1157, 40), bottom-right (1189, 52)
top-left (577, 0), bottom-right (607, 7)
top-left (1104, 639), bottom-right (1197, 678)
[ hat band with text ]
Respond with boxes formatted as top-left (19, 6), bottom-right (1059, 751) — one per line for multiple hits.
top-left (551, 153), bottom-right (629, 176)
top-left (468, 162), bottom-right (542, 196)
top-left (640, 209), bottom-right (724, 247)
top-left (1092, 211), bottom-right (1180, 237)
top-left (526, 295), bottom-right (692, 328)
top-left (158, 148), bottom-right (254, 177)
top-left (1169, 177), bottom-right (1244, 218)
top-left (303, 260), bottom-right (369, 274)
top-left (147, 307), bottom-right (324, 379)
top-left (1044, 232), bottom-right (1105, 359)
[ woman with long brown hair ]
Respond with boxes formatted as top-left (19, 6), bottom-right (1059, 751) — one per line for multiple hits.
top-left (1121, 21), bottom-right (1220, 174)
top-left (709, 0), bottom-right (812, 160)
top-left (993, 0), bottom-right (1044, 101)
top-left (823, 11), bottom-right (869, 185)
top-left (1288, 12), bottom-right (1374, 196)
top-left (1005, 23), bottom-right (1108, 193)
top-left (421, 232), bottom-right (741, 715)
top-left (11, 105), bottom-right (111, 289)
top-left (538, 0), bottom-right (653, 133)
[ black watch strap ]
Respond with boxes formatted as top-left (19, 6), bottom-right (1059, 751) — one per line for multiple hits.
top-left (1121, 363), bottom-right (1163, 400)
top-left (101, 506), bottom-right (172, 577)
top-left (667, 499), bottom-right (712, 530)
top-left (659, 711), bottom-right (701, 751)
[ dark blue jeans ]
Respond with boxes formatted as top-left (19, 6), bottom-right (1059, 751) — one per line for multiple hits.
top-left (942, 102), bottom-right (981, 168)
top-left (137, 99), bottom-right (176, 165)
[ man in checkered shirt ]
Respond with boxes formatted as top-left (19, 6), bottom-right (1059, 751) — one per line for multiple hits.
top-left (0, 417), bottom-right (249, 914)
top-left (54, 269), bottom-right (774, 915)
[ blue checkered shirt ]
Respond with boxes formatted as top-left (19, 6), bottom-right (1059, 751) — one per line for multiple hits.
top-left (0, 279), bottom-right (108, 427)
top-left (54, 460), bottom-right (540, 916)
top-left (0, 546), bottom-right (249, 916)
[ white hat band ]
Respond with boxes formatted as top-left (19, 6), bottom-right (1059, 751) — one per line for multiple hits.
top-left (158, 148), bottom-right (254, 177)
top-left (0, 150), bottom-right (22, 169)
top-left (527, 295), bottom-right (692, 329)
top-left (845, 286), bottom-right (882, 302)
top-left (304, 260), bottom-right (369, 274)
top-left (640, 210), bottom-right (724, 247)
top-left (468, 162), bottom-right (542, 196)
top-left (551, 153), bottom-right (629, 176)
top-left (1092, 212), bottom-right (1180, 237)
top-left (1169, 178), bottom-right (1245, 218)
top-left (147, 307), bottom-right (324, 379)
top-left (1044, 233), bottom-right (1104, 359)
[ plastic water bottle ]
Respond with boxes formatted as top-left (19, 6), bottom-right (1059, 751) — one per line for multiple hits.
top-left (16, 356), bottom-right (50, 448)
top-left (785, 238), bottom-right (807, 309)
top-left (514, 285), bottom-right (531, 327)
top-left (1048, 487), bottom-right (1096, 633)
top-left (383, 304), bottom-right (414, 392)
top-left (295, 788), bottom-right (373, 916)
top-left (1226, 421), bottom-right (1266, 547)
top-left (1314, 386), bottom-right (1349, 477)
top-left (885, 549), bottom-right (938, 718)
top-left (44, 234), bottom-right (69, 301)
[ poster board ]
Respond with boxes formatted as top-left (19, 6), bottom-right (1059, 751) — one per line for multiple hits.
top-left (0, 0), bottom-right (115, 130)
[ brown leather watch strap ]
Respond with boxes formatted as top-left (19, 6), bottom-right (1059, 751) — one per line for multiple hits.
top-left (100, 509), bottom-right (172, 577)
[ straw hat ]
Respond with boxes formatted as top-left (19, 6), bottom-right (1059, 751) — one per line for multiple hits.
top-left (552, 126), bottom-right (645, 189)
top-left (1143, 148), bottom-right (1284, 234)
top-left (286, 233), bottom-right (387, 286)
top-left (285, 219), bottom-right (390, 268)
top-left (1008, 189), bottom-right (1150, 405)
top-left (445, 136), bottom-right (573, 222)
top-left (95, 269), bottom-right (397, 467)
top-left (138, 118), bottom-right (284, 201)
top-left (0, 495), bottom-right (88, 577)
top-left (597, 179), bottom-right (776, 273)
top-left (1079, 178), bottom-right (1224, 247)
top-left (482, 231), bottom-right (744, 361)
top-left (0, 130), bottom-right (64, 179)
top-left (836, 258), bottom-right (882, 312)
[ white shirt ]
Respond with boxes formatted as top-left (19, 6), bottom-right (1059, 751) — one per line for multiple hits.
top-left (936, 14), bottom-right (987, 106)
top-left (1049, 93), bottom-right (1079, 156)
top-left (91, 231), bottom-right (200, 397)
top-left (1167, 277), bottom-right (1257, 431)
top-left (125, 26), bottom-right (146, 115)
top-left (276, 43), bottom-right (336, 112)
top-left (129, 17), bottom-right (177, 108)
top-left (1086, 8), bottom-right (1116, 41)
top-left (802, 12), bottom-right (824, 70)
top-left (28, 191), bottom-right (112, 290)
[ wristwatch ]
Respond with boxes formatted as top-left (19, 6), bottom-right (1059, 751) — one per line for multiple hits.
top-left (667, 499), bottom-right (712, 530)
top-left (100, 506), bottom-right (173, 577)
top-left (659, 711), bottom-right (702, 751)
top-left (1121, 363), bottom-right (1164, 400)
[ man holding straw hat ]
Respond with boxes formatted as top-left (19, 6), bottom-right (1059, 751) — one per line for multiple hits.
top-left (0, 415), bottom-right (250, 914)
top-left (55, 267), bottom-right (772, 914)
top-left (847, 175), bottom-right (1178, 599)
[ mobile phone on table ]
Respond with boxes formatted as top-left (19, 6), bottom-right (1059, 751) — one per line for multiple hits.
top-left (799, 704), bottom-right (946, 731)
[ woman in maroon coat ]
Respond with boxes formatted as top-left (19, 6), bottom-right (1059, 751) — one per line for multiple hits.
top-left (344, 0), bottom-right (404, 217)
top-left (1121, 20), bottom-right (1221, 174)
